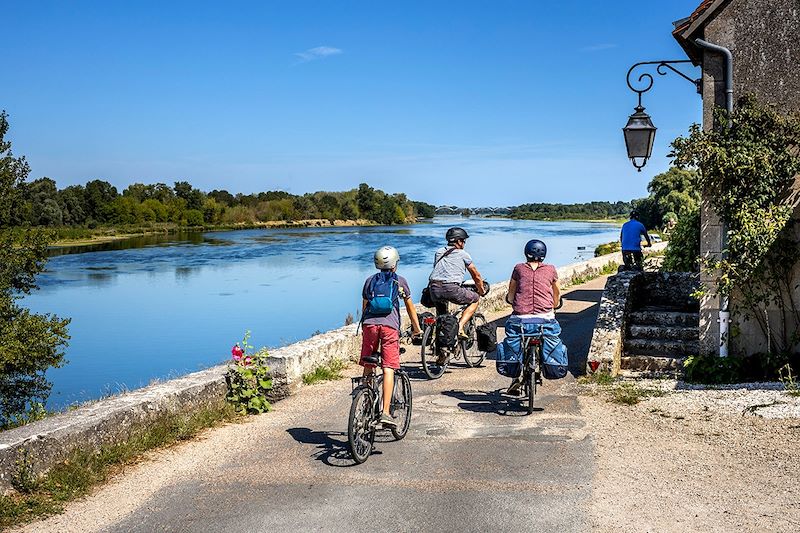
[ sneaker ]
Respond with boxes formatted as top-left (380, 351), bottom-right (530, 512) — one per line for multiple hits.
top-left (506, 378), bottom-right (522, 396)
top-left (457, 328), bottom-right (469, 340)
top-left (380, 413), bottom-right (397, 428)
top-left (435, 351), bottom-right (448, 365)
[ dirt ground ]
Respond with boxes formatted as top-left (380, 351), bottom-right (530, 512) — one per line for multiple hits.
top-left (580, 387), bottom-right (800, 532)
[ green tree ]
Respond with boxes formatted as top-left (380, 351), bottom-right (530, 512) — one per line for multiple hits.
top-left (0, 111), bottom-right (70, 427)
top-left (58, 185), bottom-right (87, 225)
top-left (662, 207), bottom-right (700, 272)
top-left (84, 179), bottom-right (118, 223)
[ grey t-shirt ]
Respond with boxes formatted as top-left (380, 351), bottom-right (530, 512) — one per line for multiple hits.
top-left (362, 273), bottom-right (411, 331)
top-left (429, 246), bottom-right (473, 283)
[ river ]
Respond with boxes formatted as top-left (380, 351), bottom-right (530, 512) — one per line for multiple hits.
top-left (25, 217), bottom-right (620, 409)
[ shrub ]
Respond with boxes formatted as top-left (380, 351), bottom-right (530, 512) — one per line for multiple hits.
top-left (594, 241), bottom-right (620, 257)
top-left (662, 207), bottom-right (700, 272)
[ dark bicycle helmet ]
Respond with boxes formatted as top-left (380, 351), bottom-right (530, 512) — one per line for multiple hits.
top-left (524, 239), bottom-right (547, 262)
top-left (630, 209), bottom-right (640, 220)
top-left (445, 227), bottom-right (469, 242)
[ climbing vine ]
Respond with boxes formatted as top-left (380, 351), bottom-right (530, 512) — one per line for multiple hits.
top-left (670, 95), bottom-right (800, 354)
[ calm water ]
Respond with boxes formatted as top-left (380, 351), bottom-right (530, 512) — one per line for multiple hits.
top-left (26, 217), bottom-right (620, 408)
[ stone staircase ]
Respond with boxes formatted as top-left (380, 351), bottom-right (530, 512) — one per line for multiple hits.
top-left (620, 273), bottom-right (700, 374)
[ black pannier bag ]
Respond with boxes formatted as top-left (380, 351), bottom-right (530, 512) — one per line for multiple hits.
top-left (476, 323), bottom-right (497, 352)
top-left (414, 312), bottom-right (435, 345)
top-left (436, 314), bottom-right (459, 348)
top-left (420, 286), bottom-right (435, 308)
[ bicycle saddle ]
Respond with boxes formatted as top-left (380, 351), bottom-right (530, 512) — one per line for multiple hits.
top-left (362, 355), bottom-right (380, 365)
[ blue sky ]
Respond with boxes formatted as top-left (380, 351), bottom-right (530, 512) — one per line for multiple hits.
top-left (2, 1), bottom-right (703, 206)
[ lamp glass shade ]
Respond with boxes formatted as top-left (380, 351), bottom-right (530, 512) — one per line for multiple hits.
top-left (622, 105), bottom-right (657, 163)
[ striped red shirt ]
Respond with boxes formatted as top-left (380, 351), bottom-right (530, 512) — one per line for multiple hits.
top-left (511, 263), bottom-right (558, 315)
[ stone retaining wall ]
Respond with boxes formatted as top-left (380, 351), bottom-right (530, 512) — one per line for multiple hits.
top-left (0, 246), bottom-right (655, 492)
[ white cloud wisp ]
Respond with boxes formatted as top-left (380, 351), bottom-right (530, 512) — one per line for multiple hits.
top-left (294, 46), bottom-right (343, 63)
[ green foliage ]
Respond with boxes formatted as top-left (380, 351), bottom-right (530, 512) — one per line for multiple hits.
top-left (302, 359), bottom-right (347, 385)
top-left (511, 201), bottom-right (632, 221)
top-left (779, 364), bottom-right (800, 396)
top-left (9, 174), bottom-right (426, 233)
top-left (577, 371), bottom-right (614, 386)
top-left (0, 111), bottom-right (70, 429)
top-left (594, 241), bottom-right (620, 257)
top-left (671, 95), bottom-right (800, 352)
top-left (225, 332), bottom-right (273, 415)
top-left (683, 355), bottom-right (746, 384)
top-left (662, 206), bottom-right (700, 272)
top-left (0, 404), bottom-right (237, 529)
top-left (608, 382), bottom-right (664, 405)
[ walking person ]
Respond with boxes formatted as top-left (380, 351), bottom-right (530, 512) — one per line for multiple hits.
top-left (620, 210), bottom-right (651, 271)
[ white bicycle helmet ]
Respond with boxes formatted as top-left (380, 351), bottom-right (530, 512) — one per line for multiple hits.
top-left (373, 246), bottom-right (400, 270)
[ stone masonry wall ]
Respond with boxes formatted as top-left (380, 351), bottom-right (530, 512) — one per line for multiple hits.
top-left (699, 0), bottom-right (800, 355)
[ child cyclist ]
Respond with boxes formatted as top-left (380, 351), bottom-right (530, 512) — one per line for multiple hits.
top-left (360, 246), bottom-right (422, 428)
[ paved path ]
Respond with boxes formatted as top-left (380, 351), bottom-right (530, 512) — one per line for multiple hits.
top-left (27, 277), bottom-right (608, 533)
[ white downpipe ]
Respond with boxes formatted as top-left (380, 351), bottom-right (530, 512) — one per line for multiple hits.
top-left (718, 309), bottom-right (730, 357)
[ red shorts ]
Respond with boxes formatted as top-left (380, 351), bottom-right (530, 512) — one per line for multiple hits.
top-left (360, 324), bottom-right (400, 370)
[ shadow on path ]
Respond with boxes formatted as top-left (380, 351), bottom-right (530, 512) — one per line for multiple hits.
top-left (286, 427), bottom-right (359, 467)
top-left (440, 389), bottom-right (542, 416)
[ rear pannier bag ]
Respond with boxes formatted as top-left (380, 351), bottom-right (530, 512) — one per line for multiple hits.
top-left (476, 323), bottom-right (497, 352)
top-left (435, 314), bottom-right (459, 349)
top-left (495, 342), bottom-right (521, 378)
top-left (541, 336), bottom-right (568, 379)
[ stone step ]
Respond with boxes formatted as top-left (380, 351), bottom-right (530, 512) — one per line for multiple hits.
top-left (621, 355), bottom-right (686, 372)
top-left (628, 325), bottom-right (698, 342)
top-left (628, 310), bottom-right (699, 327)
top-left (623, 338), bottom-right (699, 357)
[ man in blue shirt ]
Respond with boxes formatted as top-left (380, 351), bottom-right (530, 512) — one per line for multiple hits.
top-left (620, 210), bottom-right (651, 271)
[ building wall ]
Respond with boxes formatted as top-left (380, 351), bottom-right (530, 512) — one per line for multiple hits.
top-left (698, 0), bottom-right (800, 355)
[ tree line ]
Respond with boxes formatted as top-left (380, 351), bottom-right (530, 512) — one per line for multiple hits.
top-left (10, 179), bottom-right (437, 229)
top-left (510, 201), bottom-right (634, 220)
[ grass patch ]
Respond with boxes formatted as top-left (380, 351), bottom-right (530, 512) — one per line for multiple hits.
top-left (578, 371), bottom-right (615, 386)
top-left (0, 403), bottom-right (238, 529)
top-left (302, 359), bottom-right (347, 385)
top-left (608, 382), bottom-right (665, 405)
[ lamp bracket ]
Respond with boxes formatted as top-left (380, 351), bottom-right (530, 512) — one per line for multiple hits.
top-left (626, 60), bottom-right (700, 107)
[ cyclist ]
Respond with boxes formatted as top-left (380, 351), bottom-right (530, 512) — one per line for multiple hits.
top-left (502, 239), bottom-right (563, 395)
top-left (360, 246), bottom-right (422, 428)
top-left (428, 227), bottom-right (486, 339)
top-left (620, 210), bottom-right (652, 271)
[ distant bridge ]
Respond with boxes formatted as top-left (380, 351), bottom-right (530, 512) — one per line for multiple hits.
top-left (434, 206), bottom-right (514, 216)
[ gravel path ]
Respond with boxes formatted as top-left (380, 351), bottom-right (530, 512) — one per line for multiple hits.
top-left (582, 382), bottom-right (800, 532)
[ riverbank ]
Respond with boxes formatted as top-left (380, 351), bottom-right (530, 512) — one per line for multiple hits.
top-left (49, 219), bottom-right (380, 248)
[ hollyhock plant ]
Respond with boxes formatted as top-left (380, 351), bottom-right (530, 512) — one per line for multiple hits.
top-left (231, 344), bottom-right (243, 361)
top-left (225, 331), bottom-right (273, 415)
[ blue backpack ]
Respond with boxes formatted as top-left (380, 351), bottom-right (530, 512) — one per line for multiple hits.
top-left (365, 272), bottom-right (399, 317)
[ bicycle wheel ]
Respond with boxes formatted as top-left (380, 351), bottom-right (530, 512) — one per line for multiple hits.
top-left (420, 324), bottom-right (446, 379)
top-left (348, 387), bottom-right (376, 464)
top-left (462, 313), bottom-right (487, 368)
top-left (526, 348), bottom-right (538, 415)
top-left (390, 372), bottom-right (413, 440)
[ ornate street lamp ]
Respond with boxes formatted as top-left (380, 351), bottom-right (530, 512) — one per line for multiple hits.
top-left (623, 104), bottom-right (657, 171)
top-left (623, 60), bottom-right (699, 171)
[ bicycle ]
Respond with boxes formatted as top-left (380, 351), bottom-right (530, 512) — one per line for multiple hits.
top-left (419, 281), bottom-right (489, 380)
top-left (517, 321), bottom-right (545, 415)
top-left (510, 299), bottom-right (563, 415)
top-left (347, 346), bottom-right (413, 464)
